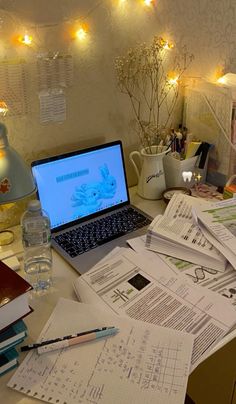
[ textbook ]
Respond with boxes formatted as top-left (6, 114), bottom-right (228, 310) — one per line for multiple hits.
top-left (0, 347), bottom-right (19, 376)
top-left (0, 260), bottom-right (33, 332)
top-left (0, 320), bottom-right (27, 354)
top-left (146, 194), bottom-right (227, 271)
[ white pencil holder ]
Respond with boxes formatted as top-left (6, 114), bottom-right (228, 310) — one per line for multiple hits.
top-left (163, 154), bottom-right (208, 188)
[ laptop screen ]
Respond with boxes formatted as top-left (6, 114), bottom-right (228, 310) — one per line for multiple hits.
top-left (31, 141), bottom-right (129, 230)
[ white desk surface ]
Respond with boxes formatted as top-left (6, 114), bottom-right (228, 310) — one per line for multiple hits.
top-left (1, 188), bottom-right (236, 403)
top-left (0, 188), bottom-right (166, 403)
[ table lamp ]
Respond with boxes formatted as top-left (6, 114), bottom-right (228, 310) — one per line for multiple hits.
top-left (0, 122), bottom-right (36, 245)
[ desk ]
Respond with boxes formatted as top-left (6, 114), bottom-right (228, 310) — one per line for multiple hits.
top-left (0, 188), bottom-right (235, 404)
top-left (0, 188), bottom-right (165, 404)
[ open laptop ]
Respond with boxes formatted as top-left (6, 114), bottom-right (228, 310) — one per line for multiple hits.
top-left (31, 140), bottom-right (152, 274)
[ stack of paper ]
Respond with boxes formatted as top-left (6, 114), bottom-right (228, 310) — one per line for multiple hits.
top-left (194, 198), bottom-right (236, 270)
top-left (145, 194), bottom-right (227, 271)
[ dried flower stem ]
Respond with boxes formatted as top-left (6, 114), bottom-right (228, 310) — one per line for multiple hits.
top-left (115, 36), bottom-right (194, 153)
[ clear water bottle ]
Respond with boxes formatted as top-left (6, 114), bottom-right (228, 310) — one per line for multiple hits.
top-left (21, 200), bottom-right (52, 291)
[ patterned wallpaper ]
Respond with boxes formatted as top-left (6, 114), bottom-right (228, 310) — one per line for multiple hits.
top-left (0, 0), bottom-right (236, 185)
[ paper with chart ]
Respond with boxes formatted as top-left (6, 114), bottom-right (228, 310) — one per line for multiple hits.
top-left (146, 194), bottom-right (227, 271)
top-left (8, 298), bottom-right (193, 404)
top-left (195, 198), bottom-right (236, 269)
top-left (74, 249), bottom-right (236, 372)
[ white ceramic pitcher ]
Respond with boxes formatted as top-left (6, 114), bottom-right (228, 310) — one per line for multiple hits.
top-left (129, 146), bottom-right (170, 200)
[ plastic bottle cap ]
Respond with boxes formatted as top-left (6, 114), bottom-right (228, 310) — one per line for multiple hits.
top-left (28, 200), bottom-right (41, 212)
top-left (0, 230), bottom-right (14, 246)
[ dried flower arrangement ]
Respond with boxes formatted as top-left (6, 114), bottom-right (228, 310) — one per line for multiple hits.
top-left (115, 36), bottom-right (194, 153)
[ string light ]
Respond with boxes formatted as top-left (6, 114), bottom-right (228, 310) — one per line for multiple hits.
top-left (0, 101), bottom-right (8, 116)
top-left (76, 27), bottom-right (87, 41)
top-left (144, 0), bottom-right (153, 6)
top-left (160, 38), bottom-right (174, 50)
top-left (217, 75), bottom-right (226, 85)
top-left (70, 23), bottom-right (89, 41)
top-left (18, 34), bottom-right (33, 46)
top-left (168, 75), bottom-right (179, 85)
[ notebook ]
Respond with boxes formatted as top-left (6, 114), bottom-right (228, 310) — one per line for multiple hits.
top-left (31, 140), bottom-right (152, 274)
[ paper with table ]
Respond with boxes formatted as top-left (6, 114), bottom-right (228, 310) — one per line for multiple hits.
top-left (8, 298), bottom-right (193, 404)
top-left (194, 198), bottom-right (236, 270)
top-left (146, 194), bottom-right (227, 271)
top-left (74, 248), bottom-right (236, 372)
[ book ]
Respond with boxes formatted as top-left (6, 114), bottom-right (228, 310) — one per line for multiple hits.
top-left (146, 193), bottom-right (227, 271)
top-left (8, 298), bottom-right (194, 404)
top-left (0, 260), bottom-right (33, 332)
top-left (0, 347), bottom-right (19, 376)
top-left (0, 320), bottom-right (27, 354)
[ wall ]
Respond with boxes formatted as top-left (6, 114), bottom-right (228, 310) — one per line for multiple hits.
top-left (1, 0), bottom-right (236, 187)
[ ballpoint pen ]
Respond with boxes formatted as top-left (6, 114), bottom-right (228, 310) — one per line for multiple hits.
top-left (37, 327), bottom-right (119, 354)
top-left (21, 326), bottom-right (116, 352)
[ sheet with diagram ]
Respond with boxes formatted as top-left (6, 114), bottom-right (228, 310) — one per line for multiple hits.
top-left (146, 194), bottom-right (227, 271)
top-left (8, 298), bottom-right (193, 404)
top-left (74, 248), bottom-right (236, 372)
top-left (128, 236), bottom-right (236, 305)
top-left (127, 235), bottom-right (236, 357)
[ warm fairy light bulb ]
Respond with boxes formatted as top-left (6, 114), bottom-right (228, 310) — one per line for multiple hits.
top-left (168, 76), bottom-right (179, 85)
top-left (0, 101), bottom-right (8, 116)
top-left (144, 0), bottom-right (153, 6)
top-left (217, 75), bottom-right (226, 84)
top-left (75, 27), bottom-right (87, 41)
top-left (18, 34), bottom-right (33, 45)
top-left (163, 41), bottom-right (173, 50)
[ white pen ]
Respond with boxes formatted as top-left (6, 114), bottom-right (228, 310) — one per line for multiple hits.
top-left (37, 327), bottom-right (119, 354)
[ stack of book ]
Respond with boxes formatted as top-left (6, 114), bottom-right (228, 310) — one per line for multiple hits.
top-left (0, 260), bottom-right (33, 376)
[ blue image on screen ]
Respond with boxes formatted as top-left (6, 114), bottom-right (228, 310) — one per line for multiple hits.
top-left (71, 163), bottom-right (117, 216)
top-left (32, 144), bottom-right (128, 229)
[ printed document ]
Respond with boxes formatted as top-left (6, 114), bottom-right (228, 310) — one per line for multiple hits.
top-left (127, 235), bottom-right (236, 355)
top-left (74, 249), bottom-right (236, 372)
top-left (194, 198), bottom-right (236, 269)
top-left (8, 298), bottom-right (193, 404)
top-left (128, 236), bottom-right (236, 306)
top-left (146, 194), bottom-right (227, 271)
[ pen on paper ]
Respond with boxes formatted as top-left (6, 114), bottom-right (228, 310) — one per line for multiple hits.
top-left (21, 326), bottom-right (116, 352)
top-left (37, 327), bottom-right (119, 354)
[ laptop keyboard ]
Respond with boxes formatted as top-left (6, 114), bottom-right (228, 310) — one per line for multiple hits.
top-left (54, 207), bottom-right (151, 258)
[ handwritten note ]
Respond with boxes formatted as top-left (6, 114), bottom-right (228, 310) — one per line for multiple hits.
top-left (8, 298), bottom-right (193, 404)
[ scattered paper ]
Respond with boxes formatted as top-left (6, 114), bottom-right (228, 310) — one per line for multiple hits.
top-left (8, 298), bottom-right (193, 404)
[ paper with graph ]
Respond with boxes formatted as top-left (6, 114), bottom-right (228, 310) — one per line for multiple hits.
top-left (8, 298), bottom-right (193, 404)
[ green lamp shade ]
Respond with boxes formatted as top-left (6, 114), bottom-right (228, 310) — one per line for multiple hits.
top-left (0, 123), bottom-right (36, 204)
